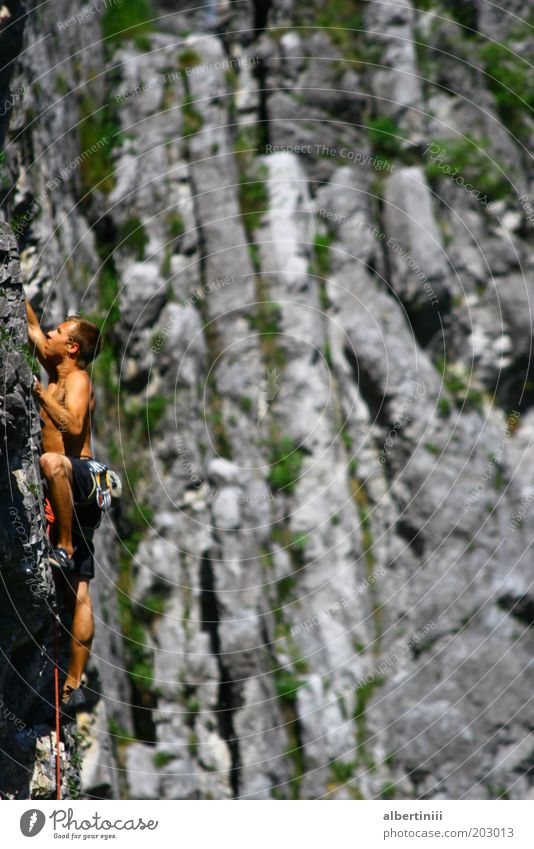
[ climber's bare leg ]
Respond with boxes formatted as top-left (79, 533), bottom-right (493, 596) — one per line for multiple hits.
top-left (62, 576), bottom-right (94, 699)
top-left (39, 453), bottom-right (74, 557)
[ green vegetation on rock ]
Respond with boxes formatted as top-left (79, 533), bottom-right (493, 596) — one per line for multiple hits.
top-left (314, 232), bottom-right (334, 277)
top-left (268, 436), bottom-right (307, 493)
top-left (368, 116), bottom-right (407, 162)
top-left (118, 216), bottom-right (150, 260)
top-left (181, 94), bottom-right (204, 137)
top-left (234, 125), bottom-right (268, 237)
top-left (102, 0), bottom-right (156, 50)
top-left (435, 355), bottom-right (485, 413)
top-left (78, 94), bottom-right (120, 197)
top-left (314, 0), bottom-right (366, 64)
top-left (167, 211), bottom-right (185, 240)
top-left (96, 264), bottom-right (121, 329)
top-left (178, 48), bottom-right (202, 70)
top-left (239, 166), bottom-right (269, 233)
top-left (480, 36), bottom-right (534, 142)
top-left (424, 135), bottom-right (511, 203)
top-left (353, 676), bottom-right (384, 767)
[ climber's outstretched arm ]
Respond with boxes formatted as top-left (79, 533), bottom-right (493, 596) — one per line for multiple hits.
top-left (25, 299), bottom-right (56, 377)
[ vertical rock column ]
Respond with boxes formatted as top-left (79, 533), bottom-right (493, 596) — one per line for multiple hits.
top-left (185, 35), bottom-right (292, 797)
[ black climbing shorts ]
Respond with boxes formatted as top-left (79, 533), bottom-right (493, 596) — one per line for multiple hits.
top-left (70, 457), bottom-right (103, 581)
top-left (45, 456), bottom-right (104, 581)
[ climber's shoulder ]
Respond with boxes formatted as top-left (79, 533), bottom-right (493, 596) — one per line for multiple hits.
top-left (64, 368), bottom-right (91, 387)
top-left (65, 369), bottom-right (96, 413)
top-left (64, 369), bottom-right (92, 402)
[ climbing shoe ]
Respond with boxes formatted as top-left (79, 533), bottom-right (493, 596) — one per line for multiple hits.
top-left (61, 685), bottom-right (86, 720)
top-left (48, 547), bottom-right (75, 572)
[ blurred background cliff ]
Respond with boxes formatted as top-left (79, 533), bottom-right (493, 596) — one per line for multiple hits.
top-left (1, 0), bottom-right (534, 800)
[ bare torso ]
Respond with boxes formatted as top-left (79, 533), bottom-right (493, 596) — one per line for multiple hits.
top-left (40, 373), bottom-right (95, 457)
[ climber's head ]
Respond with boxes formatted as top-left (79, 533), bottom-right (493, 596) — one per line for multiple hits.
top-left (45, 317), bottom-right (103, 369)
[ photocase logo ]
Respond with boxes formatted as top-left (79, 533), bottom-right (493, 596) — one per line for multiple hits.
top-left (20, 809), bottom-right (46, 837)
top-left (257, 368), bottom-right (281, 425)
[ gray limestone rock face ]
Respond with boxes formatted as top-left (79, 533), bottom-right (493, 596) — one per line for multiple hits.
top-left (2, 0), bottom-right (534, 803)
top-left (383, 166), bottom-right (450, 311)
top-left (366, 0), bottom-right (424, 129)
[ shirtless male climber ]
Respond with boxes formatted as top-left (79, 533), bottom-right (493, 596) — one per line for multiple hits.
top-left (25, 299), bottom-right (103, 716)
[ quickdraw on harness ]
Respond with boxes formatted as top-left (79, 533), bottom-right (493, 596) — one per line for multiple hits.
top-left (74, 460), bottom-right (122, 541)
top-left (83, 459), bottom-right (113, 513)
top-left (79, 459), bottom-right (122, 516)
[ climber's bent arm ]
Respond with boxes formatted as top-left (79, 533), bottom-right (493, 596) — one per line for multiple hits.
top-left (25, 299), bottom-right (56, 377)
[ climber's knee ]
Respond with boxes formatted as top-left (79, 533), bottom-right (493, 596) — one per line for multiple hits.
top-left (75, 578), bottom-right (92, 609)
top-left (72, 579), bottom-right (94, 644)
top-left (63, 574), bottom-right (92, 613)
top-left (39, 452), bottom-right (72, 481)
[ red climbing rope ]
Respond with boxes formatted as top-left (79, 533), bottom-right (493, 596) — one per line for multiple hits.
top-left (45, 496), bottom-right (61, 801)
top-left (52, 606), bottom-right (61, 801)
